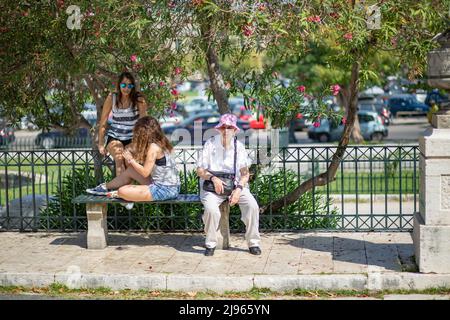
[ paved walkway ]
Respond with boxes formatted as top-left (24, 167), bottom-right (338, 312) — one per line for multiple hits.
top-left (1, 231), bottom-right (450, 293)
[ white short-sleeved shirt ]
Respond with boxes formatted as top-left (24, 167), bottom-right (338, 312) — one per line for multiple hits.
top-left (197, 135), bottom-right (251, 185)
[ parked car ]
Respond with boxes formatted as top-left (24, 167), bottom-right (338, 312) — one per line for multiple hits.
top-left (0, 119), bottom-right (15, 146)
top-left (19, 116), bottom-right (38, 131)
top-left (163, 112), bottom-right (250, 145)
top-left (159, 111), bottom-right (184, 128)
top-left (424, 89), bottom-right (449, 107)
top-left (177, 100), bottom-right (217, 117)
top-left (387, 94), bottom-right (429, 117)
top-left (35, 127), bottom-right (92, 149)
top-left (358, 102), bottom-right (392, 126)
top-left (308, 111), bottom-right (388, 143)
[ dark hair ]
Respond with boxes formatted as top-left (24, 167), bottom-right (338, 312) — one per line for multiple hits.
top-left (115, 72), bottom-right (142, 109)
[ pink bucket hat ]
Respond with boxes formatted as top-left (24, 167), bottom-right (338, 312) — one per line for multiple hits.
top-left (215, 113), bottom-right (240, 131)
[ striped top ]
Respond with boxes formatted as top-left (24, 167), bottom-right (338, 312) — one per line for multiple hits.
top-left (107, 93), bottom-right (139, 141)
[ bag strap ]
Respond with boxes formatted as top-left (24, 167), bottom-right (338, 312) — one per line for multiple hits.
top-left (233, 136), bottom-right (237, 183)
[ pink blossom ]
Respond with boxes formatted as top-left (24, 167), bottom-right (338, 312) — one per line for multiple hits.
top-left (331, 84), bottom-right (341, 96)
top-left (296, 113), bottom-right (303, 119)
top-left (390, 37), bottom-right (398, 47)
top-left (171, 102), bottom-right (177, 110)
top-left (130, 54), bottom-right (138, 62)
top-left (174, 67), bottom-right (182, 75)
top-left (170, 89), bottom-right (179, 96)
top-left (342, 117), bottom-right (347, 125)
top-left (313, 121), bottom-right (320, 128)
top-left (343, 33), bottom-right (353, 40)
top-left (159, 81), bottom-right (165, 86)
top-left (242, 25), bottom-right (254, 37)
top-left (296, 85), bottom-right (306, 93)
top-left (240, 106), bottom-right (246, 111)
top-left (307, 15), bottom-right (321, 23)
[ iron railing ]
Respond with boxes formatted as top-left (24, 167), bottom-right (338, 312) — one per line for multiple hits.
top-left (0, 145), bottom-right (419, 232)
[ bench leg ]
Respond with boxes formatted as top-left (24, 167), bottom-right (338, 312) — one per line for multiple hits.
top-left (216, 201), bottom-right (230, 250)
top-left (86, 203), bottom-right (108, 249)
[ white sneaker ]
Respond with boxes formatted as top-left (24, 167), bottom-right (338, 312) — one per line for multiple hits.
top-left (86, 183), bottom-right (108, 195)
top-left (120, 202), bottom-right (134, 210)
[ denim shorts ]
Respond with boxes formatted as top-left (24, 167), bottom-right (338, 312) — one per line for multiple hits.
top-left (149, 183), bottom-right (180, 201)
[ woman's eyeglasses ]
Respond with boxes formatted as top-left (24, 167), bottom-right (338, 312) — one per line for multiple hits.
top-left (120, 83), bottom-right (135, 89)
top-left (221, 125), bottom-right (236, 130)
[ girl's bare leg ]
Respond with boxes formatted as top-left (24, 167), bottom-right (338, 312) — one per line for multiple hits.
top-left (107, 140), bottom-right (126, 176)
top-left (105, 165), bottom-right (151, 190)
top-left (117, 185), bottom-right (153, 202)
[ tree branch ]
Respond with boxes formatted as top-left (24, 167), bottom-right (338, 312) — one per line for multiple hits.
top-left (260, 59), bottom-right (361, 214)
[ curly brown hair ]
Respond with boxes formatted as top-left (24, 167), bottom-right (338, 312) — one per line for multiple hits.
top-left (129, 116), bottom-right (174, 164)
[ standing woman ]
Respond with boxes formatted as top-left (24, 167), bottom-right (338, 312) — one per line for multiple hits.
top-left (98, 72), bottom-right (148, 176)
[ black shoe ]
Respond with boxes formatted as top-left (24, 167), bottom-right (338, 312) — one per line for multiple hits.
top-left (204, 247), bottom-right (215, 256)
top-left (249, 246), bottom-right (262, 255)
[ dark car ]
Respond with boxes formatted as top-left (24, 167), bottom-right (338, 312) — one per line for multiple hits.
top-left (35, 127), bottom-right (92, 149)
top-left (358, 102), bottom-right (392, 125)
top-left (387, 94), bottom-right (429, 117)
top-left (163, 112), bottom-right (250, 145)
top-left (425, 89), bottom-right (449, 107)
top-left (0, 119), bottom-right (15, 146)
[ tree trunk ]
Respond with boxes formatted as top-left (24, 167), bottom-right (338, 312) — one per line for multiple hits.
top-left (260, 60), bottom-right (361, 214)
top-left (337, 85), bottom-right (364, 143)
top-left (200, 23), bottom-right (230, 114)
top-left (85, 75), bottom-right (108, 184)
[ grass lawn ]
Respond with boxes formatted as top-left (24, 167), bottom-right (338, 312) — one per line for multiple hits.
top-left (0, 284), bottom-right (449, 300)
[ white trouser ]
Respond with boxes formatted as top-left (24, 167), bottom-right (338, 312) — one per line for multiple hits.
top-left (200, 187), bottom-right (261, 249)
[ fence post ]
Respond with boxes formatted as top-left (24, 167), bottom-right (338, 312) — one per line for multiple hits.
top-left (413, 109), bottom-right (450, 273)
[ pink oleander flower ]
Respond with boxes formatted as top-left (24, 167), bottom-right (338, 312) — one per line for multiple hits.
top-left (297, 85), bottom-right (306, 93)
top-left (159, 81), bottom-right (165, 86)
top-left (130, 54), bottom-right (138, 62)
top-left (171, 102), bottom-right (177, 110)
top-left (174, 67), bottom-right (182, 75)
top-left (313, 121), bottom-right (320, 128)
top-left (171, 89), bottom-right (179, 96)
top-left (307, 15), bottom-right (321, 23)
top-left (342, 117), bottom-right (347, 125)
top-left (331, 84), bottom-right (341, 96)
top-left (242, 24), bottom-right (254, 37)
top-left (296, 113), bottom-right (303, 119)
top-left (343, 32), bottom-right (353, 40)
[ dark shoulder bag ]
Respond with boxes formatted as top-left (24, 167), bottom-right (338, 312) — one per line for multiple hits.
top-left (202, 136), bottom-right (237, 196)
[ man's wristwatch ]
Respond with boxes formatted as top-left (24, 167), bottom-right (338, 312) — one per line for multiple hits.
top-left (236, 184), bottom-right (244, 190)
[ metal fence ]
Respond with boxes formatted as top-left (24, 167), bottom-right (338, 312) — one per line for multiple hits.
top-left (0, 145), bottom-right (419, 232)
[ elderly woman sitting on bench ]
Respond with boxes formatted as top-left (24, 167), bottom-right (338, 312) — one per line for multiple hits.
top-left (196, 113), bottom-right (261, 257)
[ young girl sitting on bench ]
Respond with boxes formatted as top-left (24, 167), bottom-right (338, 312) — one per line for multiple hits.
top-left (87, 116), bottom-right (180, 203)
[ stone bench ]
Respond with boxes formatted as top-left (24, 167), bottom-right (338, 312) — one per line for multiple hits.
top-left (72, 194), bottom-right (231, 250)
